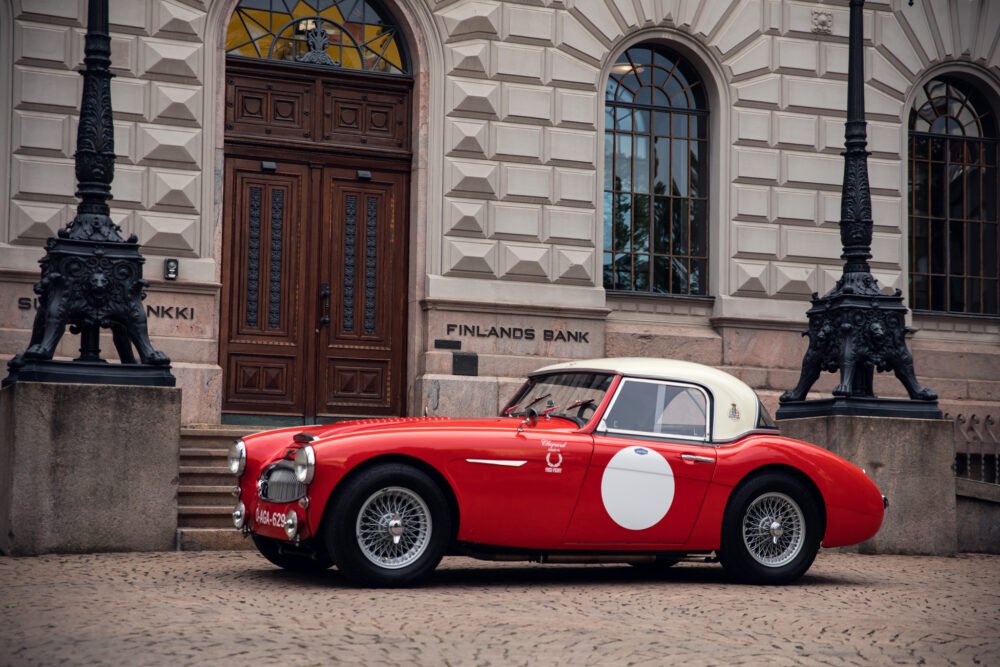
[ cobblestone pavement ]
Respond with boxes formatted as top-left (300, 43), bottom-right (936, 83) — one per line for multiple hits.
top-left (0, 551), bottom-right (997, 666)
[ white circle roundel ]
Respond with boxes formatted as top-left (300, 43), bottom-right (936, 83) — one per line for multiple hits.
top-left (600, 446), bottom-right (675, 531)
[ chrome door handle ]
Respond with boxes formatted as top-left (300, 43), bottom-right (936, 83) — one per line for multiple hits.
top-left (681, 454), bottom-right (715, 464)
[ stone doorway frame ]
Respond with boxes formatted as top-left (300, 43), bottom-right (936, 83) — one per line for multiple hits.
top-left (202, 0), bottom-right (445, 421)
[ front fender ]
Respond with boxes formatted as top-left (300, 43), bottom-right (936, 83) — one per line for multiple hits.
top-left (301, 431), bottom-right (461, 539)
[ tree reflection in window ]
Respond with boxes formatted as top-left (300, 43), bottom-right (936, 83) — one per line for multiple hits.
top-left (909, 76), bottom-right (999, 316)
top-left (225, 0), bottom-right (408, 75)
top-left (603, 45), bottom-right (708, 295)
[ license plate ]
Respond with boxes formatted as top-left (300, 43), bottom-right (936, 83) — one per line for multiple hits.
top-left (255, 506), bottom-right (285, 528)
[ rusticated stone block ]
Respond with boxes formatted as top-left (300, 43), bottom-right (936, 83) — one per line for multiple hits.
top-left (552, 246), bottom-right (594, 283)
top-left (150, 169), bottom-right (200, 211)
top-left (438, 1), bottom-right (501, 40)
top-left (151, 83), bottom-right (203, 124)
top-left (137, 212), bottom-right (198, 255)
top-left (153, 0), bottom-right (206, 38)
top-left (10, 201), bottom-right (68, 244)
top-left (447, 42), bottom-right (490, 77)
top-left (443, 237), bottom-right (498, 276)
top-left (447, 119), bottom-right (489, 157)
top-left (498, 243), bottom-right (550, 281)
top-left (730, 259), bottom-right (769, 295)
top-left (443, 198), bottom-right (487, 236)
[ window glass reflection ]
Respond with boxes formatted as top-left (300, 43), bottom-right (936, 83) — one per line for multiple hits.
top-left (909, 76), bottom-right (999, 316)
top-left (604, 44), bottom-right (708, 295)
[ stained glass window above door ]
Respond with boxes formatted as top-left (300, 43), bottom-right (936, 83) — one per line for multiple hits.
top-left (225, 0), bottom-right (409, 75)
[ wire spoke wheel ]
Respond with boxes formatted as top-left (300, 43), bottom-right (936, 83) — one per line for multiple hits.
top-left (741, 491), bottom-right (805, 568)
top-left (355, 486), bottom-right (432, 570)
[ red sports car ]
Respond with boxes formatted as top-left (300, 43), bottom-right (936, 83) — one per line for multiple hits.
top-left (229, 358), bottom-right (886, 586)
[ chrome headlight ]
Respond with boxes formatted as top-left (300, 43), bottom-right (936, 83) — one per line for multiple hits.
top-left (228, 440), bottom-right (246, 476)
top-left (294, 445), bottom-right (315, 485)
top-left (232, 501), bottom-right (246, 529)
top-left (284, 509), bottom-right (299, 539)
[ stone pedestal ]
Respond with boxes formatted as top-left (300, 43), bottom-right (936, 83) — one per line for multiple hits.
top-left (0, 382), bottom-right (180, 555)
top-left (779, 415), bottom-right (955, 556)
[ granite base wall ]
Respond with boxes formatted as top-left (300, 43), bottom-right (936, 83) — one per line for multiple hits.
top-left (956, 492), bottom-right (1000, 554)
top-left (0, 382), bottom-right (181, 555)
top-left (778, 415), bottom-right (956, 556)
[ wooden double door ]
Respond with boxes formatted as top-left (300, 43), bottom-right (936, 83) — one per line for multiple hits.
top-left (221, 158), bottom-right (408, 419)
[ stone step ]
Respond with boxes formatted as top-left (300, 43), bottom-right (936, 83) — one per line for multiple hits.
top-left (179, 466), bottom-right (235, 487)
top-left (177, 527), bottom-right (253, 551)
top-left (179, 447), bottom-right (229, 467)
top-left (179, 485), bottom-right (237, 506)
top-left (179, 425), bottom-right (257, 451)
top-left (178, 505), bottom-right (236, 529)
top-left (177, 426), bottom-right (259, 537)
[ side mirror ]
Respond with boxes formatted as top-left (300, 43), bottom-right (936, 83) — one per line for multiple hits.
top-left (517, 407), bottom-right (538, 433)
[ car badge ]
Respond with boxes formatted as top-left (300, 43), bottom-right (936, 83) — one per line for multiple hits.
top-left (635, 448), bottom-right (648, 455)
top-left (729, 403), bottom-right (740, 420)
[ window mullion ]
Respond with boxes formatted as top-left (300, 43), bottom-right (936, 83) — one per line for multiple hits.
top-left (945, 135), bottom-right (952, 312)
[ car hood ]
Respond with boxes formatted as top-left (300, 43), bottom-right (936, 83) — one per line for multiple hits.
top-left (291, 414), bottom-right (581, 442)
top-left (242, 415), bottom-right (582, 461)
top-left (300, 415), bottom-right (456, 439)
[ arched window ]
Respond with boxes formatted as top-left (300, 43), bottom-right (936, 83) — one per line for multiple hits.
top-left (225, 0), bottom-right (408, 75)
top-left (909, 76), bottom-right (999, 315)
top-left (603, 45), bottom-right (708, 295)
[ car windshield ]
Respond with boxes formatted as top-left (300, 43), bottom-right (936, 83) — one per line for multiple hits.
top-left (502, 372), bottom-right (614, 426)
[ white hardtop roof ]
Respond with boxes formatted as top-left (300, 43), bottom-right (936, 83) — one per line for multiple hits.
top-left (533, 358), bottom-right (762, 440)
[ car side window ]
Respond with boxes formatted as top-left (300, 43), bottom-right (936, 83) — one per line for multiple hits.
top-left (603, 379), bottom-right (709, 440)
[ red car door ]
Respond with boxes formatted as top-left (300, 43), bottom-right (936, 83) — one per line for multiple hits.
top-left (563, 378), bottom-right (717, 546)
top-left (449, 422), bottom-right (593, 550)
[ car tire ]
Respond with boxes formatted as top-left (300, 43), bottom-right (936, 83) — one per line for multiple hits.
top-left (325, 463), bottom-right (450, 587)
top-left (251, 534), bottom-right (334, 573)
top-left (718, 472), bottom-right (822, 585)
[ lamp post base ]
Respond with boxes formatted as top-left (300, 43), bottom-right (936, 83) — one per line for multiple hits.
top-left (3, 359), bottom-right (176, 387)
top-left (776, 396), bottom-right (941, 420)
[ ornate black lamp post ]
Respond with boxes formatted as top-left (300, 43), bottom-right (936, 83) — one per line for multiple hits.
top-left (776, 0), bottom-right (938, 419)
top-left (3, 0), bottom-right (174, 387)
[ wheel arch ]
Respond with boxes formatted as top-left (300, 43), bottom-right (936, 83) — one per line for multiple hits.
top-left (724, 464), bottom-right (827, 538)
top-left (319, 453), bottom-right (461, 544)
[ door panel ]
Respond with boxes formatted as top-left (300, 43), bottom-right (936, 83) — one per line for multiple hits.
top-left (449, 429), bottom-right (594, 549)
top-left (227, 74), bottom-right (314, 141)
top-left (222, 66), bottom-right (411, 421)
top-left (222, 159), bottom-right (309, 415)
top-left (315, 167), bottom-right (407, 416)
top-left (563, 436), bottom-right (716, 545)
top-left (321, 83), bottom-right (409, 150)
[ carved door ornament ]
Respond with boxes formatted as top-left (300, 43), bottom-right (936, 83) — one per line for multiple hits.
top-left (296, 21), bottom-right (338, 66)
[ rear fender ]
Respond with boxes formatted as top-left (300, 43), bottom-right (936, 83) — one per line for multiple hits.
top-left (685, 436), bottom-right (883, 549)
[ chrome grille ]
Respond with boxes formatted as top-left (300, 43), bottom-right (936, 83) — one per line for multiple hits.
top-left (260, 464), bottom-right (305, 503)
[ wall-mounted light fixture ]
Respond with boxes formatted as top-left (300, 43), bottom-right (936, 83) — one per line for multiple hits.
top-left (164, 258), bottom-right (179, 281)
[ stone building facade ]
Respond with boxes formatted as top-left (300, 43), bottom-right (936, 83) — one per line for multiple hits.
top-left (1, 0), bottom-right (997, 425)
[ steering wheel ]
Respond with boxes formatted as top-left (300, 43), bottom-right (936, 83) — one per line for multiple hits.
top-left (576, 401), bottom-right (597, 423)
